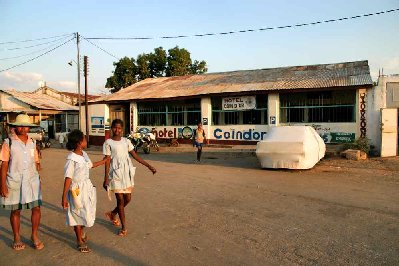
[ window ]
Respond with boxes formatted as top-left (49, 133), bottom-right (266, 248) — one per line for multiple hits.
top-left (137, 99), bottom-right (201, 126)
top-left (55, 114), bottom-right (66, 132)
top-left (280, 90), bottom-right (356, 123)
top-left (212, 95), bottom-right (268, 125)
top-left (67, 114), bottom-right (79, 131)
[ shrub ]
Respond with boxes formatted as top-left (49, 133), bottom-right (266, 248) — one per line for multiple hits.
top-left (343, 137), bottom-right (371, 154)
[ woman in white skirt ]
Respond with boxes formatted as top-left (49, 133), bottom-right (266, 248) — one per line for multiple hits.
top-left (61, 130), bottom-right (108, 253)
top-left (0, 114), bottom-right (44, 251)
top-left (103, 119), bottom-right (156, 236)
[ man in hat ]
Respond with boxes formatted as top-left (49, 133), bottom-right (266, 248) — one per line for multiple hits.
top-left (0, 114), bottom-right (44, 250)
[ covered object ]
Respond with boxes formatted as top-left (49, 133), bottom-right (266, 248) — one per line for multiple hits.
top-left (256, 126), bottom-right (326, 169)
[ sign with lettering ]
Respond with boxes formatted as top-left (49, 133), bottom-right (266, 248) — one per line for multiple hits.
top-left (222, 96), bottom-right (256, 111)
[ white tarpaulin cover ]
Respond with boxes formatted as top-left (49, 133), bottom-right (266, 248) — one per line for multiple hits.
top-left (256, 126), bottom-right (326, 169)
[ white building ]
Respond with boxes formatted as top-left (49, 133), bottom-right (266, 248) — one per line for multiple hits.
top-left (83, 60), bottom-right (398, 154)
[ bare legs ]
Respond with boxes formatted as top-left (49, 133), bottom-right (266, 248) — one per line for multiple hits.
top-left (111, 193), bottom-right (132, 232)
top-left (10, 206), bottom-right (42, 250)
top-left (197, 146), bottom-right (202, 161)
top-left (31, 206), bottom-right (41, 243)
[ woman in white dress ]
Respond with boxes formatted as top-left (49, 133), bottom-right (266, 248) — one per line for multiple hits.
top-left (61, 130), bottom-right (108, 253)
top-left (103, 119), bottom-right (156, 236)
top-left (0, 114), bottom-right (44, 251)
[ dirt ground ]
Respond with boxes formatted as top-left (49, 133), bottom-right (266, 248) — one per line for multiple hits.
top-left (0, 148), bottom-right (398, 266)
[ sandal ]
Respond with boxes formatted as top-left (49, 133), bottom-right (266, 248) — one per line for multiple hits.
top-left (117, 229), bottom-right (128, 237)
top-left (32, 241), bottom-right (44, 250)
top-left (12, 242), bottom-right (25, 251)
top-left (77, 244), bottom-right (91, 253)
top-left (105, 211), bottom-right (120, 226)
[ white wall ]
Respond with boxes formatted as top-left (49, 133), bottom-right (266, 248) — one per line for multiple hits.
top-left (368, 75), bottom-right (399, 154)
top-left (80, 104), bottom-right (109, 136)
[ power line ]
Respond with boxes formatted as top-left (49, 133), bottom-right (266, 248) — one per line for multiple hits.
top-left (0, 37), bottom-right (75, 61)
top-left (0, 37), bottom-right (76, 73)
top-left (3, 35), bottom-right (74, 51)
top-left (85, 8), bottom-right (399, 40)
top-left (0, 33), bottom-right (74, 45)
top-left (82, 37), bottom-right (119, 60)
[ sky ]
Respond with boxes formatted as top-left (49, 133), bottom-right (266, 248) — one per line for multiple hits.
top-left (0, 0), bottom-right (398, 95)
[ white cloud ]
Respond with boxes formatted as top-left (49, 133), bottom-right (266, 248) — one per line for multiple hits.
top-left (370, 57), bottom-right (399, 80)
top-left (0, 71), bottom-right (44, 90)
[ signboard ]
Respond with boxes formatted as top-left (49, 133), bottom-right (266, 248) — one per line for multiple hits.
top-left (270, 116), bottom-right (276, 125)
top-left (91, 117), bottom-right (105, 129)
top-left (222, 96), bottom-right (256, 111)
top-left (202, 117), bottom-right (208, 125)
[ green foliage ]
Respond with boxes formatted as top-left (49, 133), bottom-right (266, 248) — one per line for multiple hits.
top-left (106, 46), bottom-right (207, 93)
top-left (105, 57), bottom-right (137, 93)
top-left (343, 137), bottom-right (371, 154)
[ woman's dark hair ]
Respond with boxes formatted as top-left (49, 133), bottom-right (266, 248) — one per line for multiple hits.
top-left (66, 129), bottom-right (84, 151)
top-left (111, 119), bottom-right (124, 128)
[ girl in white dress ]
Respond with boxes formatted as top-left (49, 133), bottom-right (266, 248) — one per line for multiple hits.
top-left (0, 114), bottom-right (43, 251)
top-left (103, 119), bottom-right (156, 236)
top-left (61, 130), bottom-right (108, 253)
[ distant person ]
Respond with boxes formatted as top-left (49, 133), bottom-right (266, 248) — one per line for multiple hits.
top-left (61, 130), bottom-right (109, 253)
top-left (193, 122), bottom-right (207, 162)
top-left (103, 119), bottom-right (156, 237)
top-left (59, 132), bottom-right (65, 148)
top-left (0, 114), bottom-right (43, 251)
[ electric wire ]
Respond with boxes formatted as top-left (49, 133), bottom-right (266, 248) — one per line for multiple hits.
top-left (0, 33), bottom-right (74, 45)
top-left (0, 37), bottom-right (76, 73)
top-left (4, 35), bottom-right (74, 51)
top-left (0, 36), bottom-right (75, 60)
top-left (82, 37), bottom-right (119, 60)
top-left (84, 8), bottom-right (399, 40)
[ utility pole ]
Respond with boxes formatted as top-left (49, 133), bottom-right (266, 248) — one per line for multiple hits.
top-left (83, 55), bottom-right (89, 147)
top-left (76, 32), bottom-right (82, 130)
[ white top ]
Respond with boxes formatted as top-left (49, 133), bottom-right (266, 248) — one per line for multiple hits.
top-left (103, 138), bottom-right (136, 190)
top-left (64, 151), bottom-right (93, 183)
top-left (64, 151), bottom-right (96, 227)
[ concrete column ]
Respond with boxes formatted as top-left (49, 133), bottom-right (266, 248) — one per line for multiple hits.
top-left (201, 97), bottom-right (212, 140)
top-left (267, 93), bottom-right (280, 127)
top-left (130, 102), bottom-right (138, 133)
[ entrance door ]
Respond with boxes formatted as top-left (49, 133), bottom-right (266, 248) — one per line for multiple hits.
top-left (380, 108), bottom-right (398, 157)
top-left (109, 104), bottom-right (130, 134)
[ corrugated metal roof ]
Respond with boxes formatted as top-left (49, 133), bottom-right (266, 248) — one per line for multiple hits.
top-left (92, 60), bottom-right (373, 103)
top-left (2, 90), bottom-right (79, 111)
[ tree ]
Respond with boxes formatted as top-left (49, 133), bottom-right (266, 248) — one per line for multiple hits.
top-left (106, 46), bottom-right (207, 93)
top-left (190, 60), bottom-right (208, 74)
top-left (149, 47), bottom-right (167, 77)
top-left (136, 53), bottom-right (151, 81)
top-left (105, 57), bottom-right (137, 93)
top-left (166, 46), bottom-right (192, 76)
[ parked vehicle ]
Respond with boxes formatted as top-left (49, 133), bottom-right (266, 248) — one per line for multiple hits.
top-left (127, 130), bottom-right (151, 154)
top-left (29, 126), bottom-right (51, 149)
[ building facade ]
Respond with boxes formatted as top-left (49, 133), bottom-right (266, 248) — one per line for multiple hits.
top-left (82, 60), bottom-right (386, 151)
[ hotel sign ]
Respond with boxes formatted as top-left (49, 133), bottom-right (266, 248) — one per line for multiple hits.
top-left (222, 96), bottom-right (256, 111)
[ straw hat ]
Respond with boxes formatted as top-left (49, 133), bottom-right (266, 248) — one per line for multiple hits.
top-left (9, 114), bottom-right (37, 127)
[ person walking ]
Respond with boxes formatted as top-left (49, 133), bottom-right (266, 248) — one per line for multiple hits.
top-left (103, 119), bottom-right (157, 237)
top-left (61, 129), bottom-right (109, 253)
top-left (193, 122), bottom-right (207, 162)
top-left (0, 114), bottom-right (44, 251)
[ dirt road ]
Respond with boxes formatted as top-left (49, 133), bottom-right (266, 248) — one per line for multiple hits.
top-left (0, 149), bottom-right (398, 265)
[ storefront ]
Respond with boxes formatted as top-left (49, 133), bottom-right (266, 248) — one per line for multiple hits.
top-left (86, 60), bottom-right (374, 146)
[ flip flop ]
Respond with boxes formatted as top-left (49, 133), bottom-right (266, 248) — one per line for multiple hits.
top-left (105, 211), bottom-right (120, 226)
top-left (117, 229), bottom-right (128, 237)
top-left (32, 241), bottom-right (44, 250)
top-left (77, 244), bottom-right (91, 253)
top-left (12, 242), bottom-right (25, 251)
